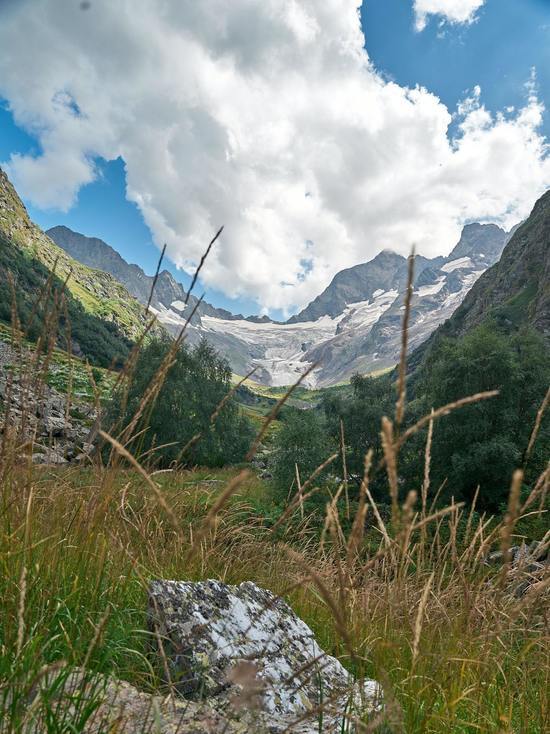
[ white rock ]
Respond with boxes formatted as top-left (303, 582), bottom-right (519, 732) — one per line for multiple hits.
top-left (148, 579), bottom-right (382, 731)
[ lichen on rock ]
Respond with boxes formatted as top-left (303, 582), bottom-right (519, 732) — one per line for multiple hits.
top-left (148, 579), bottom-right (381, 731)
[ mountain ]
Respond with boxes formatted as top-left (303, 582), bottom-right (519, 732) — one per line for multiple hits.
top-left (46, 225), bottom-right (186, 312)
top-left (0, 168), bottom-right (158, 367)
top-left (418, 192), bottom-right (550, 351)
top-left (288, 251), bottom-right (413, 323)
top-left (46, 226), bottom-right (269, 325)
top-left (49, 215), bottom-right (512, 386)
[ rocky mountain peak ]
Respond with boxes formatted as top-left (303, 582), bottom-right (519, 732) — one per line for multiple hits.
top-left (448, 222), bottom-right (508, 262)
top-left (416, 188), bottom-right (550, 358)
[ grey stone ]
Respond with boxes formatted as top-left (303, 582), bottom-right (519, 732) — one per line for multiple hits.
top-left (148, 579), bottom-right (381, 731)
top-left (484, 541), bottom-right (549, 597)
top-left (32, 449), bottom-right (68, 465)
top-left (42, 415), bottom-right (70, 437)
top-left (17, 667), bottom-right (246, 734)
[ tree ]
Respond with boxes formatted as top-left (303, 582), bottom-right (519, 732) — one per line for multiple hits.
top-left (271, 409), bottom-right (335, 496)
top-left (418, 323), bottom-right (550, 511)
top-left (323, 372), bottom-right (395, 499)
top-left (319, 323), bottom-right (549, 514)
top-left (108, 338), bottom-right (255, 468)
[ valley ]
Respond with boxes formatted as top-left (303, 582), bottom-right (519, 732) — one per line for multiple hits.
top-left (47, 221), bottom-right (512, 387)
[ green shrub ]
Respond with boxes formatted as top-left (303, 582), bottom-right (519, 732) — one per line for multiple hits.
top-left (271, 408), bottom-right (336, 496)
top-left (107, 337), bottom-right (255, 468)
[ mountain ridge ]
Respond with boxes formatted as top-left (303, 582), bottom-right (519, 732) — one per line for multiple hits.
top-left (46, 225), bottom-right (274, 326)
top-left (0, 167), bottom-right (161, 366)
top-left (434, 192), bottom-right (550, 342)
top-left (48, 217), bottom-right (512, 387)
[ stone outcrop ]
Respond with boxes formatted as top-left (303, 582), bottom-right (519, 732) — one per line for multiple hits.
top-left (0, 341), bottom-right (96, 464)
top-left (18, 668), bottom-right (245, 734)
top-left (147, 579), bottom-right (381, 732)
top-left (15, 581), bottom-right (382, 733)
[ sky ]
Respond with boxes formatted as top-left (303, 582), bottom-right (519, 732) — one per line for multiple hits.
top-left (0, 0), bottom-right (549, 319)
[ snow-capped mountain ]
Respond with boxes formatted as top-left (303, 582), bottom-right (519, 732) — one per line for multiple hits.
top-left (48, 223), bottom-right (513, 387)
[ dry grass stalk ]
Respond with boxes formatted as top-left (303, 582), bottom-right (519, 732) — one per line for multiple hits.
top-left (184, 225), bottom-right (224, 306)
top-left (395, 248), bottom-right (415, 430)
top-left (99, 430), bottom-right (180, 531)
top-left (394, 390), bottom-right (499, 453)
top-left (365, 484), bottom-right (391, 547)
top-left (145, 243), bottom-right (167, 314)
top-left (193, 469), bottom-right (250, 543)
top-left (411, 571), bottom-right (434, 666)
top-left (246, 361), bottom-right (319, 461)
top-left (499, 468), bottom-right (524, 586)
top-left (294, 463), bottom-right (304, 519)
top-left (381, 416), bottom-right (399, 526)
top-left (524, 385), bottom-right (550, 463)
top-left (340, 418), bottom-right (350, 520)
top-left (283, 545), bottom-right (353, 653)
top-left (346, 449), bottom-right (373, 569)
top-left (271, 452), bottom-right (339, 532)
top-left (421, 409), bottom-right (434, 520)
top-left (15, 563), bottom-right (27, 658)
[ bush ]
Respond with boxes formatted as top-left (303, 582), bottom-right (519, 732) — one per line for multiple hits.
top-left (107, 338), bottom-right (255, 468)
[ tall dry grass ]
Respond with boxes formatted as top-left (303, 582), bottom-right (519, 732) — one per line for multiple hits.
top-left (0, 254), bottom-right (549, 733)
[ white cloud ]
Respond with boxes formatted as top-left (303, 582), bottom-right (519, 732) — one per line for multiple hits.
top-left (0, 0), bottom-right (548, 315)
top-left (414, 0), bottom-right (486, 31)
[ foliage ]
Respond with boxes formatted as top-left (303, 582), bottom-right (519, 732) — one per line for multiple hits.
top-left (270, 408), bottom-right (336, 495)
top-left (0, 233), bottom-right (134, 367)
top-left (108, 338), bottom-right (255, 468)
top-left (417, 323), bottom-right (550, 511)
top-left (1, 307), bottom-right (548, 732)
top-left (315, 323), bottom-right (549, 513)
top-left (323, 372), bottom-right (395, 499)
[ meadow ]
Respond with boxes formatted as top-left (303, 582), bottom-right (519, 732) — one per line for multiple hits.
top-left (0, 271), bottom-right (548, 733)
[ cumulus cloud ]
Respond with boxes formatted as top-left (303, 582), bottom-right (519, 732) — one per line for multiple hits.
top-left (0, 0), bottom-right (548, 314)
top-left (413, 0), bottom-right (486, 31)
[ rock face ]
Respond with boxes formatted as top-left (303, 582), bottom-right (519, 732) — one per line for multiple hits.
top-left (417, 191), bottom-right (550, 357)
top-left (288, 250), bottom-right (416, 323)
top-left (148, 579), bottom-right (381, 731)
top-left (0, 341), bottom-right (96, 464)
top-left (485, 542), bottom-right (549, 598)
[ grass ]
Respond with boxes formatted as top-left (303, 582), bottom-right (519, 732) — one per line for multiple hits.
top-left (1, 459), bottom-right (548, 732)
top-left (0, 255), bottom-right (549, 733)
top-left (0, 321), bottom-right (115, 403)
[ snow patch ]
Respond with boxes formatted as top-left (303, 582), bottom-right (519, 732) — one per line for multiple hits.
top-left (441, 257), bottom-right (474, 273)
top-left (415, 276), bottom-right (446, 298)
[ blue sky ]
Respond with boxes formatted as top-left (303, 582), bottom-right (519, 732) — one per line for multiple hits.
top-left (1, 0), bottom-right (549, 318)
top-left (364, 0), bottom-right (550, 138)
top-left (0, 120), bottom-right (263, 317)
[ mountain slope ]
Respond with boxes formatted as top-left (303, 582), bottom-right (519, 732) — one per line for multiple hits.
top-left (47, 225), bottom-right (186, 313)
top-left (288, 251), bottom-right (412, 323)
top-left (422, 192), bottom-right (550, 349)
top-left (47, 226), bottom-right (270, 325)
top-left (49, 210), bottom-right (511, 386)
top-left (0, 168), bottom-right (158, 366)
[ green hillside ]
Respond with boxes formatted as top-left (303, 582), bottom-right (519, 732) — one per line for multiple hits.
top-left (0, 168), bottom-right (161, 366)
